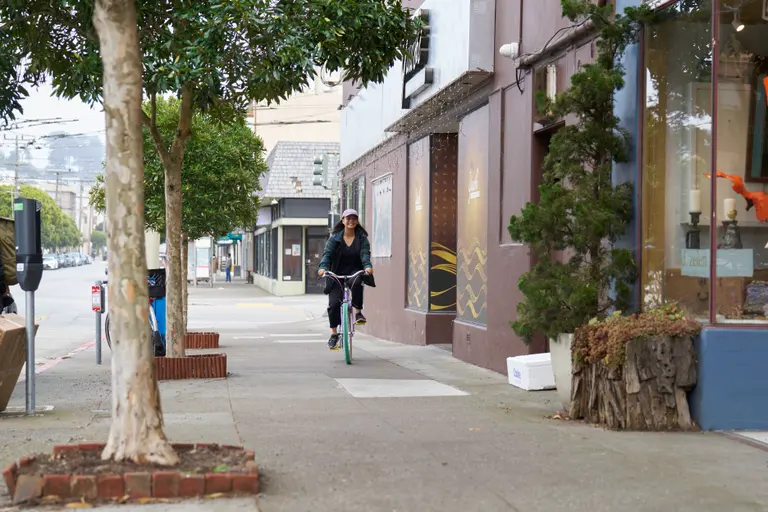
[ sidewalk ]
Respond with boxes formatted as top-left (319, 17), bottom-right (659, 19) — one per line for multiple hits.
top-left (1, 288), bottom-right (768, 511)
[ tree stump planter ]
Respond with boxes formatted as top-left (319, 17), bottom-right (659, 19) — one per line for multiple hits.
top-left (3, 443), bottom-right (258, 505)
top-left (184, 331), bottom-right (220, 349)
top-left (569, 335), bottom-right (698, 430)
top-left (155, 353), bottom-right (227, 381)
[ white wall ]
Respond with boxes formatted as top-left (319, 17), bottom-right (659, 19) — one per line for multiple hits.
top-left (250, 71), bottom-right (343, 154)
top-left (339, 0), bottom-right (495, 167)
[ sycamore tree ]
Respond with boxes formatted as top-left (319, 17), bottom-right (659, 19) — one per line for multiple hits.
top-left (91, 96), bottom-right (266, 327)
top-left (3, 0), bottom-right (422, 364)
top-left (0, 0), bottom-right (425, 465)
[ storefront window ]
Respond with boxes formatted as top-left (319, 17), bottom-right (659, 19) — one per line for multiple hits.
top-left (282, 226), bottom-right (303, 282)
top-left (641, 0), bottom-right (713, 321)
top-left (714, 0), bottom-right (768, 323)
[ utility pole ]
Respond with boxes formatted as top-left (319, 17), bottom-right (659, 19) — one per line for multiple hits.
top-left (77, 181), bottom-right (84, 233)
top-left (54, 172), bottom-right (60, 205)
top-left (4, 134), bottom-right (35, 196)
top-left (13, 136), bottom-right (19, 197)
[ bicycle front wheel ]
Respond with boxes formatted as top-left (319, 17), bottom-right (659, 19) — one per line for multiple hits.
top-left (104, 313), bottom-right (112, 350)
top-left (341, 302), bottom-right (352, 365)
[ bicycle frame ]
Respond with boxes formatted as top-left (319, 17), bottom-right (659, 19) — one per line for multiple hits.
top-left (323, 269), bottom-right (366, 364)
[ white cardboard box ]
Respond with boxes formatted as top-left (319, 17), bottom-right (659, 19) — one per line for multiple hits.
top-left (506, 353), bottom-right (556, 391)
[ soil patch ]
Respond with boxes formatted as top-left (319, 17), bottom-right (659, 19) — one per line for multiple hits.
top-left (20, 444), bottom-right (251, 478)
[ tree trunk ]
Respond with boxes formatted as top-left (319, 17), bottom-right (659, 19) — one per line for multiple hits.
top-left (162, 91), bottom-right (193, 358)
top-left (181, 233), bottom-right (189, 330)
top-left (93, 0), bottom-right (178, 466)
top-left (165, 160), bottom-right (184, 357)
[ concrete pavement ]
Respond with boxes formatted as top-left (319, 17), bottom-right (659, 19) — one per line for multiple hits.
top-left (1, 283), bottom-right (768, 511)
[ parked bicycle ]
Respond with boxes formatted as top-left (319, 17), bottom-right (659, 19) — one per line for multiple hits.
top-left (321, 269), bottom-right (366, 365)
top-left (102, 268), bottom-right (165, 356)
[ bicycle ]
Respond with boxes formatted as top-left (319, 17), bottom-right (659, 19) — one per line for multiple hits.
top-left (102, 269), bottom-right (165, 357)
top-left (321, 269), bottom-right (366, 365)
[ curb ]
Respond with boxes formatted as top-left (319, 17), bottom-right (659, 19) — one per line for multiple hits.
top-left (4, 443), bottom-right (258, 504)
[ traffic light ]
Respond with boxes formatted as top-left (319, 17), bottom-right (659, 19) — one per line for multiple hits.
top-left (313, 154), bottom-right (325, 187)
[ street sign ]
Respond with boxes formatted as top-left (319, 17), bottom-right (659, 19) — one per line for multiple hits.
top-left (91, 285), bottom-right (103, 312)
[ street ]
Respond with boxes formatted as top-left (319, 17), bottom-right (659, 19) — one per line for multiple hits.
top-left (11, 260), bottom-right (107, 365)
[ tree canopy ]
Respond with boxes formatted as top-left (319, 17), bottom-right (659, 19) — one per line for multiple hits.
top-left (90, 229), bottom-right (106, 252)
top-left (90, 96), bottom-right (266, 240)
top-left (1, 1), bottom-right (422, 114)
top-left (0, 184), bottom-right (82, 249)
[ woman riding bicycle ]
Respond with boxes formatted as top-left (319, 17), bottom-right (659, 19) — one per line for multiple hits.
top-left (317, 209), bottom-right (375, 350)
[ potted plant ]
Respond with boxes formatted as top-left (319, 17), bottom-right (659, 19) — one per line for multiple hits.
top-left (507, 0), bottom-right (652, 410)
top-left (569, 304), bottom-right (701, 430)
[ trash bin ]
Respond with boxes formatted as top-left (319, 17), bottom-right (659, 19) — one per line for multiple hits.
top-left (148, 269), bottom-right (166, 348)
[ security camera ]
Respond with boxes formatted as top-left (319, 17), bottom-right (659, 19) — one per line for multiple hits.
top-left (499, 42), bottom-right (520, 60)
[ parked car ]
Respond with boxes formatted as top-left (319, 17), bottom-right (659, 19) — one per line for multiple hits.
top-left (54, 254), bottom-right (66, 267)
top-left (43, 254), bottom-right (59, 270)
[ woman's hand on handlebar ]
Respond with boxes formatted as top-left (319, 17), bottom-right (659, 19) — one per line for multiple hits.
top-left (365, 267), bottom-right (373, 275)
top-left (317, 269), bottom-right (326, 277)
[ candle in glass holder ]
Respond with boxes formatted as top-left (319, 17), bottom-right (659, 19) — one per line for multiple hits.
top-left (689, 189), bottom-right (701, 213)
top-left (724, 198), bottom-right (736, 218)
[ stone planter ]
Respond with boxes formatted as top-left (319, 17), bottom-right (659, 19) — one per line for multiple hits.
top-left (155, 354), bottom-right (227, 381)
top-left (549, 333), bottom-right (573, 411)
top-left (569, 335), bottom-right (697, 430)
top-left (184, 332), bottom-right (220, 349)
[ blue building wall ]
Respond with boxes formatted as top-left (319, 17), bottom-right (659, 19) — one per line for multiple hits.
top-left (613, 0), bottom-right (643, 312)
top-left (690, 328), bottom-right (768, 430)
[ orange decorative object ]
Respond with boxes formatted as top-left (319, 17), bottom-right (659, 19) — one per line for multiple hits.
top-left (764, 76), bottom-right (768, 106)
top-left (704, 171), bottom-right (768, 222)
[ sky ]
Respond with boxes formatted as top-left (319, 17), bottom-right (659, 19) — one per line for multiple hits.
top-left (0, 83), bottom-right (106, 178)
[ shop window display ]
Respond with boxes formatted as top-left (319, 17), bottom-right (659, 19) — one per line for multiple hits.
top-left (642, 0), bottom-right (768, 323)
top-left (642, 0), bottom-right (714, 321)
top-left (713, 0), bottom-right (768, 322)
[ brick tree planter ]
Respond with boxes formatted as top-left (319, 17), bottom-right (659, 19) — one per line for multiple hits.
top-left (155, 353), bottom-right (227, 381)
top-left (3, 443), bottom-right (258, 505)
top-left (184, 331), bottom-right (220, 349)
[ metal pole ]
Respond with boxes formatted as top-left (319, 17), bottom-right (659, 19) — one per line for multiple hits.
top-left (25, 290), bottom-right (35, 415)
top-left (95, 281), bottom-right (102, 365)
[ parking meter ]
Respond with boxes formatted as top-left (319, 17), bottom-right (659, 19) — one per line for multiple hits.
top-left (14, 198), bottom-right (43, 292)
top-left (13, 197), bottom-right (43, 415)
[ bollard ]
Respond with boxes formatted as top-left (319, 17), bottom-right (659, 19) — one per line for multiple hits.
top-left (92, 281), bottom-right (104, 365)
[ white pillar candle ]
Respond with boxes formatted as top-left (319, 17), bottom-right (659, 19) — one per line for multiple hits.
top-left (689, 189), bottom-right (701, 213)
top-left (724, 198), bottom-right (736, 218)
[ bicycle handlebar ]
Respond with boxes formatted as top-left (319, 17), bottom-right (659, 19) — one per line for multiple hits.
top-left (322, 269), bottom-right (366, 280)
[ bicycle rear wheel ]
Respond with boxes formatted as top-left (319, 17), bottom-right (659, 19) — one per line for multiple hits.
top-left (341, 302), bottom-right (352, 364)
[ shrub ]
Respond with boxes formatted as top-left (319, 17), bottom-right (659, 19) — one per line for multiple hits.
top-left (572, 304), bottom-right (702, 369)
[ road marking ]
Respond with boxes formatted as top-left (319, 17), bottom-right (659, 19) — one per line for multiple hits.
top-left (335, 379), bottom-right (470, 398)
top-left (233, 336), bottom-right (265, 340)
top-left (17, 340), bottom-right (96, 383)
top-left (273, 339), bottom-right (327, 344)
top-left (271, 333), bottom-right (320, 337)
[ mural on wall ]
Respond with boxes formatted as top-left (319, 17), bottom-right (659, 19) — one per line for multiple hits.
top-left (457, 106), bottom-right (489, 325)
top-left (372, 173), bottom-right (393, 258)
top-left (429, 134), bottom-right (458, 312)
top-left (407, 136), bottom-right (429, 310)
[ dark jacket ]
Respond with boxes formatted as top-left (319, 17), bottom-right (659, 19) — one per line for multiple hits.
top-left (319, 228), bottom-right (376, 289)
